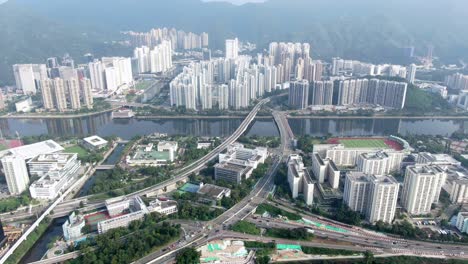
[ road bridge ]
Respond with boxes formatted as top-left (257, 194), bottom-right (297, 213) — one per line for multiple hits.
top-left (0, 98), bottom-right (271, 263)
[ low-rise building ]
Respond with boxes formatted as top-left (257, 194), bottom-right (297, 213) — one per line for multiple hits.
top-left (148, 200), bottom-right (178, 215)
top-left (287, 154), bottom-right (315, 205)
top-left (126, 143), bottom-right (174, 167)
top-left (219, 143), bottom-right (268, 169)
top-left (214, 143), bottom-right (267, 184)
top-left (456, 212), bottom-right (468, 234)
top-left (214, 162), bottom-right (253, 184)
top-left (450, 141), bottom-right (468, 154)
top-left (82, 135), bottom-right (108, 151)
top-left (311, 152), bottom-right (340, 189)
top-left (15, 97), bottom-right (33, 113)
top-left (62, 212), bottom-right (85, 242)
top-left (157, 141), bottom-right (178, 162)
top-left (97, 196), bottom-right (149, 234)
top-left (28, 153), bottom-right (81, 200)
top-left (197, 183), bottom-right (231, 201)
top-left (197, 141), bottom-right (213, 149)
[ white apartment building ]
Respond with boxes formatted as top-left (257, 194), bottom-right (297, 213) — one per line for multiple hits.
top-left (450, 179), bottom-right (468, 204)
top-left (134, 41), bottom-right (173, 74)
top-left (1, 156), bottom-right (30, 195)
top-left (366, 175), bottom-right (399, 223)
top-left (407, 64), bottom-right (417, 84)
top-left (343, 172), bottom-right (370, 214)
top-left (13, 64), bottom-right (47, 94)
top-left (287, 154), bottom-right (315, 205)
top-left (225, 38), bottom-right (239, 59)
top-left (337, 78), bottom-right (408, 109)
top-left (89, 57), bottom-right (134, 95)
top-left (416, 152), bottom-right (461, 166)
top-left (343, 172), bottom-right (399, 223)
top-left (311, 81), bottom-right (334, 106)
top-left (357, 152), bottom-right (391, 176)
top-left (1, 140), bottom-right (64, 195)
top-left (401, 165), bottom-right (447, 215)
top-left (289, 80), bottom-right (309, 110)
top-left (311, 152), bottom-right (340, 189)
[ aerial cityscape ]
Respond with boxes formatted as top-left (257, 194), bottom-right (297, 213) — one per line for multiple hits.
top-left (0, 0), bottom-right (468, 264)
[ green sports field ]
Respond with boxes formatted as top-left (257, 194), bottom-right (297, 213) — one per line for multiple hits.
top-left (339, 139), bottom-right (389, 149)
top-left (64, 145), bottom-right (89, 158)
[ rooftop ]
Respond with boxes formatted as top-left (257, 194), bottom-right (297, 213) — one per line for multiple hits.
top-left (6, 140), bottom-right (63, 160)
top-left (409, 164), bottom-right (445, 175)
top-left (347, 172), bottom-right (370, 182)
top-left (28, 153), bottom-right (76, 164)
top-left (215, 162), bottom-right (249, 173)
top-left (83, 135), bottom-right (108, 146)
top-left (419, 152), bottom-right (461, 165)
top-left (133, 148), bottom-right (171, 161)
top-left (361, 151), bottom-right (389, 160)
top-left (198, 184), bottom-right (230, 198)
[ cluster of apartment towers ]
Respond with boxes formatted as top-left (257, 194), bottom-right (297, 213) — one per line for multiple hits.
top-left (12, 28), bottom-right (207, 113)
top-left (12, 55), bottom-right (135, 112)
top-left (169, 40), bottom-right (324, 110)
top-left (287, 138), bottom-right (453, 224)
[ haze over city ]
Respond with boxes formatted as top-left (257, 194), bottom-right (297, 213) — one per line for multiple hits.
top-left (0, 1), bottom-right (467, 264)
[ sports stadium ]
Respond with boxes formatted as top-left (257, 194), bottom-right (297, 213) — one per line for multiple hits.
top-left (326, 137), bottom-right (405, 151)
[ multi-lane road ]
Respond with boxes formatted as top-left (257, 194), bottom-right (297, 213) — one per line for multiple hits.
top-left (1, 98), bottom-right (272, 264)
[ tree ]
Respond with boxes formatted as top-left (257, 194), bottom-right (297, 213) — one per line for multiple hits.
top-left (255, 255), bottom-right (270, 264)
top-left (176, 247), bottom-right (201, 264)
top-left (440, 219), bottom-right (450, 228)
top-left (364, 250), bottom-right (374, 264)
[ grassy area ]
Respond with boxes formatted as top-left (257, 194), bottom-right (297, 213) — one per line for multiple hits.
top-left (135, 80), bottom-right (153, 90)
top-left (339, 139), bottom-right (388, 148)
top-left (0, 193), bottom-right (32, 213)
top-left (265, 227), bottom-right (313, 240)
top-left (255, 203), bottom-right (302, 221)
top-left (287, 256), bottom-right (468, 264)
top-left (5, 219), bottom-right (51, 264)
top-left (301, 246), bottom-right (358, 256)
top-left (231, 220), bottom-right (261, 235)
top-left (244, 241), bottom-right (276, 249)
top-left (64, 145), bottom-right (89, 158)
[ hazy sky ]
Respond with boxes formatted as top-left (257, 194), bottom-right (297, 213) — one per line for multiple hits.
top-left (203, 0), bottom-right (267, 5)
top-left (0, 0), bottom-right (267, 5)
